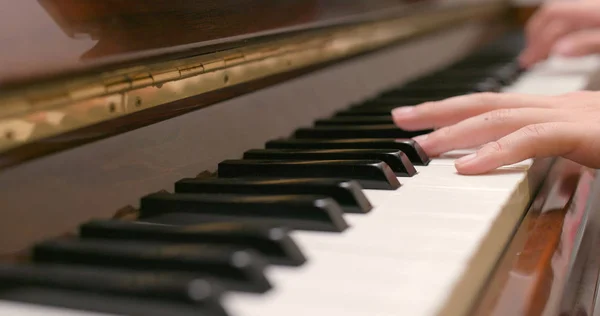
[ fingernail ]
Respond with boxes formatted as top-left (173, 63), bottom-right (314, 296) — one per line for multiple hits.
top-left (553, 40), bottom-right (575, 56)
top-left (455, 152), bottom-right (477, 165)
top-left (391, 106), bottom-right (415, 117)
top-left (518, 50), bottom-right (526, 59)
top-left (412, 134), bottom-right (428, 143)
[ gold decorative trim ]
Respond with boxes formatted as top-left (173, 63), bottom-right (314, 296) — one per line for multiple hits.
top-left (0, 3), bottom-right (505, 154)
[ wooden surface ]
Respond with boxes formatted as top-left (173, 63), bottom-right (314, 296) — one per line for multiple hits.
top-left (0, 23), bottom-right (506, 171)
top-left (0, 2), bottom-right (508, 171)
top-left (0, 23), bottom-right (488, 255)
top-left (471, 159), bottom-right (597, 316)
top-left (0, 0), bottom-right (439, 88)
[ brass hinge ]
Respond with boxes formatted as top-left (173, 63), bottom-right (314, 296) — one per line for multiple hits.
top-left (0, 51), bottom-right (255, 119)
top-left (0, 2), bottom-right (507, 157)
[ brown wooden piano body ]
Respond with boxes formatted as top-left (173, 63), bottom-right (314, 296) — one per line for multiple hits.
top-left (1, 1), bottom-right (599, 315)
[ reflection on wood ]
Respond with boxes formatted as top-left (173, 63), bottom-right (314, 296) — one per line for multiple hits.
top-left (0, 0), bottom-right (435, 86)
top-left (472, 159), bottom-right (596, 316)
top-left (0, 3), bottom-right (505, 170)
top-left (39, 0), bottom-right (320, 59)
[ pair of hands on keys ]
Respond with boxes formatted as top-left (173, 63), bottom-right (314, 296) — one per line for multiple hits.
top-left (392, 0), bottom-right (600, 174)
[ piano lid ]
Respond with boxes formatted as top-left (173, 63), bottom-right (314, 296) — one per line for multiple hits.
top-left (0, 0), bottom-right (506, 171)
top-left (0, 0), bottom-right (439, 88)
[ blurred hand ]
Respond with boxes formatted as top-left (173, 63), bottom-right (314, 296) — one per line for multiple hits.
top-left (519, 0), bottom-right (600, 68)
top-left (391, 91), bottom-right (600, 174)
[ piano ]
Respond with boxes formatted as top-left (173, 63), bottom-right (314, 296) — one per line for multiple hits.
top-left (1, 0), bottom-right (600, 315)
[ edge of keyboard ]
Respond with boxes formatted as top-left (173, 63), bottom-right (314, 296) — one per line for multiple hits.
top-left (2, 32), bottom-right (600, 316)
top-left (438, 158), bottom-right (553, 316)
top-left (440, 54), bottom-right (600, 315)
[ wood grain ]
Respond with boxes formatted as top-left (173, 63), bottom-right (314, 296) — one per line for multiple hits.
top-left (471, 159), bottom-right (597, 316)
top-left (0, 0), bottom-right (436, 88)
top-left (0, 17), bottom-right (506, 171)
top-left (0, 23), bottom-right (490, 255)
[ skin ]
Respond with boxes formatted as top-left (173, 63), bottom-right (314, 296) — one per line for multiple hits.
top-left (392, 91), bottom-right (600, 174)
top-left (519, 0), bottom-right (600, 68)
top-left (391, 1), bottom-right (600, 175)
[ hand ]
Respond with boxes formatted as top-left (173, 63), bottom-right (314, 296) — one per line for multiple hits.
top-left (391, 91), bottom-right (600, 174)
top-left (519, 1), bottom-right (600, 68)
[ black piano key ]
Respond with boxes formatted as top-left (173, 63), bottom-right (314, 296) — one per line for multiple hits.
top-left (338, 106), bottom-right (404, 115)
top-left (346, 96), bottom-right (446, 109)
top-left (140, 192), bottom-right (349, 232)
top-left (334, 108), bottom-right (401, 117)
top-left (80, 220), bottom-right (306, 266)
top-left (377, 87), bottom-right (469, 99)
top-left (175, 177), bottom-right (372, 214)
top-left (400, 73), bottom-right (485, 85)
top-left (243, 148), bottom-right (416, 177)
top-left (363, 97), bottom-right (435, 107)
top-left (401, 65), bottom-right (513, 87)
top-left (351, 96), bottom-right (440, 108)
top-left (33, 239), bottom-right (271, 293)
top-left (465, 78), bottom-right (505, 92)
top-left (446, 56), bottom-right (517, 69)
top-left (0, 264), bottom-right (227, 315)
top-left (334, 107), bottom-right (427, 116)
top-left (218, 159), bottom-right (400, 190)
top-left (293, 125), bottom-right (430, 139)
top-left (314, 116), bottom-right (393, 125)
top-left (393, 71), bottom-right (490, 85)
top-left (490, 61), bottom-right (523, 85)
top-left (0, 287), bottom-right (217, 316)
top-left (381, 79), bottom-right (501, 98)
top-left (433, 62), bottom-right (512, 74)
top-left (265, 138), bottom-right (430, 165)
top-left (396, 62), bottom-right (522, 93)
top-left (347, 97), bottom-right (437, 110)
top-left (356, 95), bottom-right (459, 111)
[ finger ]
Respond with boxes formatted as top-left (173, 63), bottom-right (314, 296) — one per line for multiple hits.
top-left (454, 122), bottom-right (600, 174)
top-left (553, 28), bottom-right (600, 57)
top-left (413, 108), bottom-right (567, 156)
top-left (391, 92), bottom-right (554, 131)
top-left (520, 20), bottom-right (577, 68)
top-left (524, 4), bottom-right (565, 57)
top-left (522, 2), bottom-right (600, 67)
top-left (524, 6), bottom-right (548, 45)
top-left (526, 2), bottom-right (600, 46)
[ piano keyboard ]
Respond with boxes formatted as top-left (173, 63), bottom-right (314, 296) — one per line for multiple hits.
top-left (1, 31), bottom-right (599, 316)
top-left (0, 301), bottom-right (111, 316)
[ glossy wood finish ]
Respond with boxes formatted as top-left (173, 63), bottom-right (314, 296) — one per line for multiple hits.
top-left (0, 24), bottom-right (490, 254)
top-left (0, 62), bottom-right (318, 170)
top-left (0, 15), bottom-right (507, 171)
top-left (471, 158), bottom-right (598, 316)
top-left (0, 0), bottom-right (438, 88)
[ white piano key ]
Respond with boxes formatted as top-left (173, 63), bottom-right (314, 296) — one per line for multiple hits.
top-left (409, 164), bottom-right (532, 191)
top-left (228, 249), bottom-right (466, 315)
top-left (431, 150), bottom-right (534, 169)
top-left (428, 149), bottom-right (476, 166)
top-left (504, 55), bottom-right (600, 95)
top-left (229, 166), bottom-right (533, 315)
top-left (360, 188), bottom-right (393, 206)
top-left (290, 180), bottom-right (525, 262)
top-left (227, 55), bottom-right (600, 316)
top-left (0, 301), bottom-right (113, 316)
